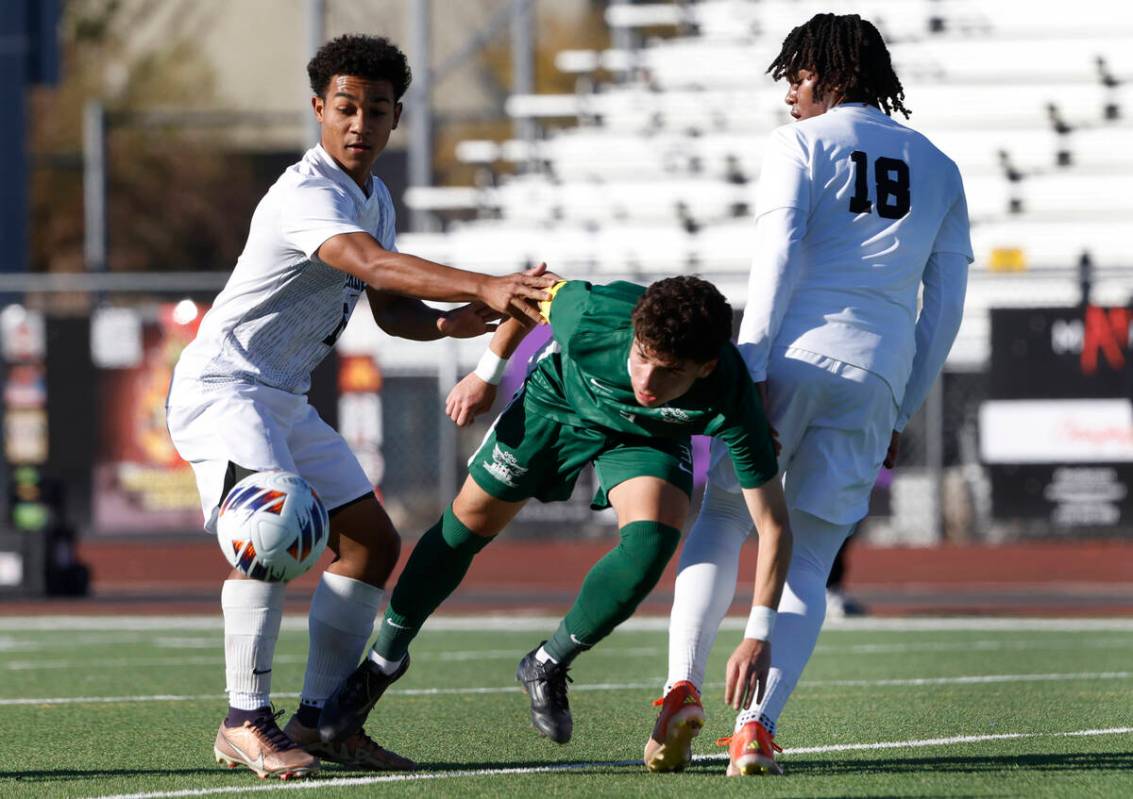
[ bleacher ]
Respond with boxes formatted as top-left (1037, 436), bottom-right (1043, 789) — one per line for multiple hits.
top-left (397, 0), bottom-right (1133, 369)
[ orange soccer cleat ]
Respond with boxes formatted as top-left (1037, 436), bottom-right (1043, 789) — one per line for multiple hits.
top-left (643, 681), bottom-right (705, 772)
top-left (717, 720), bottom-right (784, 776)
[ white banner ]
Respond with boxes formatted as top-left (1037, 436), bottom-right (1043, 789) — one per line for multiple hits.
top-left (980, 399), bottom-right (1133, 463)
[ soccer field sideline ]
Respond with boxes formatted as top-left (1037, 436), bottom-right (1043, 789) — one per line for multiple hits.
top-left (83, 726), bottom-right (1133, 799)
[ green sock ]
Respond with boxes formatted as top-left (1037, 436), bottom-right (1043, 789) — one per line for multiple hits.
top-left (373, 505), bottom-right (492, 661)
top-left (545, 520), bottom-right (681, 665)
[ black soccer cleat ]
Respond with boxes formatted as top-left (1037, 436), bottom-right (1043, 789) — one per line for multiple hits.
top-left (516, 643), bottom-right (573, 744)
top-left (317, 653), bottom-right (410, 744)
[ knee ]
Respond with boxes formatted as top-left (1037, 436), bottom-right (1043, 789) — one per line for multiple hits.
top-left (330, 505), bottom-right (402, 585)
top-left (372, 525), bottom-right (401, 567)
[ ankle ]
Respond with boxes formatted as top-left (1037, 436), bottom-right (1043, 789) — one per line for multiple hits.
top-left (225, 705), bottom-right (271, 728)
top-left (295, 701), bottom-right (321, 728)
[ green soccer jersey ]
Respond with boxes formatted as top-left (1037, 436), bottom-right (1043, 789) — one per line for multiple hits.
top-left (524, 280), bottom-right (778, 489)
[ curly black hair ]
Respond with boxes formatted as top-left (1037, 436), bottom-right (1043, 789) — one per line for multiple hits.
top-left (631, 276), bottom-right (733, 364)
top-left (307, 34), bottom-right (413, 100)
top-left (767, 13), bottom-right (910, 119)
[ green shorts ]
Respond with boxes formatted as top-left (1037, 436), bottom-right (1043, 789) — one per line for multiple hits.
top-left (468, 388), bottom-right (694, 510)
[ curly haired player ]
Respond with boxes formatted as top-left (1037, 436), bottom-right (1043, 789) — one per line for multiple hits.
top-left (166, 33), bottom-right (554, 780)
top-left (317, 276), bottom-right (792, 758)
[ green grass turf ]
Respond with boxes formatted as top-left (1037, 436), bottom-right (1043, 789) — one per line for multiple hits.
top-left (1, 619), bottom-right (1132, 798)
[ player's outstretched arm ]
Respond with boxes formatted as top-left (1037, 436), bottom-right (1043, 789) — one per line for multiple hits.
top-left (316, 232), bottom-right (555, 325)
top-left (724, 478), bottom-right (793, 710)
top-left (445, 316), bottom-right (538, 427)
top-left (366, 288), bottom-right (503, 341)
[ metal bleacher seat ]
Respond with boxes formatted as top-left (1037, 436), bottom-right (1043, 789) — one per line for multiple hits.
top-left (405, 0), bottom-right (1131, 373)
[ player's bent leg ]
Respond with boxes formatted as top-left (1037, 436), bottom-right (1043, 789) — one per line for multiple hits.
top-left (299, 497), bottom-right (395, 717)
top-left (318, 480), bottom-right (523, 744)
top-left (324, 494), bottom-right (401, 587)
top-left (286, 495), bottom-right (414, 768)
top-left (376, 480), bottom-right (522, 661)
top-left (522, 518), bottom-right (682, 743)
top-left (520, 478), bottom-right (686, 745)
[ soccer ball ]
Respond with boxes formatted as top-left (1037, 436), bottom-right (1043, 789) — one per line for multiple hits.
top-left (216, 471), bottom-right (329, 582)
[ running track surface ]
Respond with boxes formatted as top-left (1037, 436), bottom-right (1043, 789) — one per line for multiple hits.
top-left (2, 538), bottom-right (1131, 616)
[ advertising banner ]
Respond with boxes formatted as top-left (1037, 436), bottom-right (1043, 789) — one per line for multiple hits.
top-left (91, 303), bottom-right (205, 535)
top-left (983, 306), bottom-right (1133, 530)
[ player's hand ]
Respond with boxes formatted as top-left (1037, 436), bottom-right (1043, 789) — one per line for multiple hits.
top-left (724, 637), bottom-right (771, 710)
top-left (436, 302), bottom-right (503, 339)
top-left (446, 372), bottom-right (498, 427)
top-left (755, 382), bottom-right (782, 457)
top-left (478, 263), bottom-right (558, 326)
top-left (883, 430), bottom-right (901, 469)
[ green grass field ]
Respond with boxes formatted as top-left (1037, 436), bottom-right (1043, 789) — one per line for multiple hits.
top-left (2, 616), bottom-right (1132, 798)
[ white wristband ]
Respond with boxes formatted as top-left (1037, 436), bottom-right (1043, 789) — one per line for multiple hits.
top-left (744, 606), bottom-right (777, 642)
top-left (473, 349), bottom-right (509, 385)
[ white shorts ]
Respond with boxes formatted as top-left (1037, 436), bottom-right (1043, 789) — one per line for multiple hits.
top-left (710, 347), bottom-right (898, 525)
top-left (166, 379), bottom-right (373, 533)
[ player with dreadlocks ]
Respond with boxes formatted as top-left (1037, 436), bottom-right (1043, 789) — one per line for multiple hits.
top-left (646, 13), bottom-right (972, 776)
top-left (766, 12), bottom-right (910, 119)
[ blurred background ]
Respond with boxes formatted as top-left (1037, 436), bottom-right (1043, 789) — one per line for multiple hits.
top-left (0, 0), bottom-right (1130, 617)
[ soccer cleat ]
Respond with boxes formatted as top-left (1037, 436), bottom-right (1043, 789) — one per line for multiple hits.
top-left (643, 681), bottom-right (705, 772)
top-left (717, 720), bottom-right (784, 776)
top-left (213, 708), bottom-right (320, 780)
top-left (317, 654), bottom-right (410, 744)
top-left (515, 643), bottom-right (573, 744)
top-left (284, 716), bottom-right (416, 771)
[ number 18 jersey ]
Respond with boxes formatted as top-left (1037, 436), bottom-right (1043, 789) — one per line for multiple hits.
top-left (173, 144), bottom-right (397, 397)
top-left (745, 103), bottom-right (972, 398)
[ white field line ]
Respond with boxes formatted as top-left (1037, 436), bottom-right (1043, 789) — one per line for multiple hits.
top-left (3, 615), bottom-right (1133, 633)
top-left (2, 647), bottom-right (663, 671)
top-left (4, 670), bottom-right (1132, 706)
top-left (8, 635), bottom-right (1133, 671)
top-left (82, 726), bottom-right (1133, 799)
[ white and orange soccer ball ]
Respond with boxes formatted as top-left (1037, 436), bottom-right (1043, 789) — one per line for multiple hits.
top-left (216, 471), bottom-right (329, 582)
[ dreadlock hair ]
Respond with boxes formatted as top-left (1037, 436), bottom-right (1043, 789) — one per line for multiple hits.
top-left (631, 276), bottom-right (733, 365)
top-left (307, 34), bottom-right (412, 100)
top-left (766, 13), bottom-right (910, 119)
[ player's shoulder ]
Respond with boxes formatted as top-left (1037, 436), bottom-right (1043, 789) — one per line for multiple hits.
top-left (898, 123), bottom-right (964, 186)
top-left (274, 155), bottom-right (353, 204)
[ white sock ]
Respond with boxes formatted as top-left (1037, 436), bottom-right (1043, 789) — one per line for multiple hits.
top-left (535, 645), bottom-right (557, 664)
top-left (735, 710), bottom-right (777, 736)
top-left (222, 578), bottom-right (286, 710)
top-left (367, 649), bottom-right (405, 675)
top-left (735, 510), bottom-right (853, 732)
top-left (664, 482), bottom-right (750, 695)
top-left (300, 572), bottom-right (384, 706)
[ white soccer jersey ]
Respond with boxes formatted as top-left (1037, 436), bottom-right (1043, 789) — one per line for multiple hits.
top-left (739, 103), bottom-right (972, 402)
top-left (173, 144), bottom-right (397, 396)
